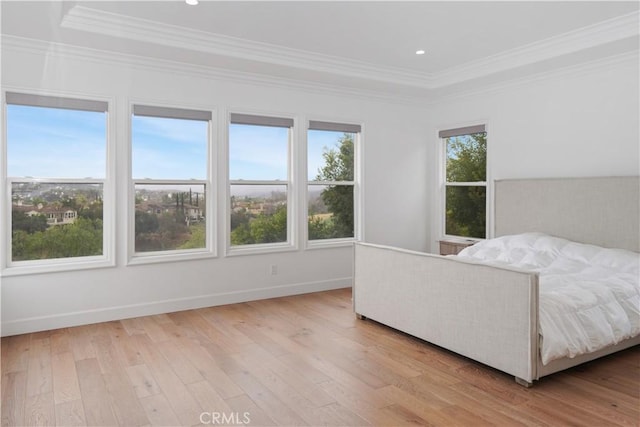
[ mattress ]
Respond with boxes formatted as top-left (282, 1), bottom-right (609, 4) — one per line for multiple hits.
top-left (457, 233), bottom-right (640, 365)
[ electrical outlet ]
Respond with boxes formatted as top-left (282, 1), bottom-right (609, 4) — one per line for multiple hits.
top-left (270, 264), bottom-right (278, 275)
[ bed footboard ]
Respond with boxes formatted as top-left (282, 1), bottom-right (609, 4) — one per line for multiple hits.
top-left (353, 242), bottom-right (540, 383)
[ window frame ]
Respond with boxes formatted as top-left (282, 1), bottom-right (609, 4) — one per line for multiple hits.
top-left (306, 120), bottom-right (362, 248)
top-left (1, 90), bottom-right (115, 276)
top-left (128, 102), bottom-right (215, 265)
top-left (226, 112), bottom-right (296, 256)
top-left (439, 124), bottom-right (489, 243)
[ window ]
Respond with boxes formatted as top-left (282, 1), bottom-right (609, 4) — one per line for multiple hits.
top-left (5, 92), bottom-right (109, 267)
top-left (131, 105), bottom-right (211, 257)
top-left (307, 121), bottom-right (359, 241)
top-left (440, 125), bottom-right (487, 239)
top-left (228, 114), bottom-right (292, 248)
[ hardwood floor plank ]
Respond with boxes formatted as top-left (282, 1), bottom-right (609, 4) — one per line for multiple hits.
top-left (155, 340), bottom-right (204, 385)
top-left (125, 364), bottom-right (162, 399)
top-left (120, 317), bottom-right (146, 336)
top-left (226, 368), bottom-right (309, 426)
top-left (531, 373), bottom-right (640, 425)
top-left (140, 316), bottom-right (170, 343)
top-left (277, 352), bottom-right (333, 385)
top-left (68, 325), bottom-right (97, 361)
top-left (2, 289), bottom-right (638, 427)
top-left (133, 334), bottom-right (204, 426)
top-left (51, 352), bottom-right (81, 404)
top-left (111, 332), bottom-right (145, 367)
top-left (224, 394), bottom-right (276, 427)
top-left (448, 382), bottom-right (543, 426)
top-left (379, 403), bottom-right (431, 426)
top-left (238, 344), bottom-right (336, 408)
top-left (186, 380), bottom-right (233, 415)
top-left (138, 393), bottom-right (182, 426)
top-left (75, 358), bottom-right (118, 426)
top-left (233, 321), bottom-right (291, 357)
top-left (176, 338), bottom-right (245, 399)
top-left (24, 392), bottom-right (55, 427)
top-left (25, 338), bottom-right (53, 397)
top-left (106, 384), bottom-right (150, 426)
top-left (181, 310), bottom-right (244, 353)
top-left (1, 371), bottom-right (27, 427)
top-left (54, 399), bottom-right (86, 427)
top-left (2, 334), bottom-right (31, 373)
top-left (49, 330), bottom-right (71, 355)
top-left (310, 402), bottom-right (372, 427)
top-left (87, 336), bottom-right (149, 426)
top-left (230, 347), bottom-right (327, 425)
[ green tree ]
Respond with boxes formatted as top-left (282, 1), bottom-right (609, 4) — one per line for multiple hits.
top-left (12, 211), bottom-right (48, 234)
top-left (178, 221), bottom-right (206, 249)
top-left (308, 215), bottom-right (334, 240)
top-left (230, 205), bottom-right (287, 245)
top-left (135, 210), bottom-right (159, 234)
top-left (445, 133), bottom-right (486, 238)
top-left (231, 209), bottom-right (250, 232)
top-left (230, 223), bottom-right (254, 246)
top-left (13, 217), bottom-right (103, 261)
top-left (79, 199), bottom-right (103, 221)
top-left (250, 205), bottom-right (287, 243)
top-left (313, 133), bottom-right (354, 239)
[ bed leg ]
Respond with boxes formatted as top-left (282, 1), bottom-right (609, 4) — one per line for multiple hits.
top-left (515, 377), bottom-right (533, 388)
top-left (356, 313), bottom-right (367, 320)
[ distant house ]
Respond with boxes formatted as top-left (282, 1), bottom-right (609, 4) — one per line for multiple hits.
top-left (15, 204), bottom-right (78, 226)
top-left (185, 205), bottom-right (203, 221)
top-left (138, 201), bottom-right (167, 215)
top-left (137, 201), bottom-right (203, 223)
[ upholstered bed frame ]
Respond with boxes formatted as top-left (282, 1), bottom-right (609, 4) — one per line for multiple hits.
top-left (353, 176), bottom-right (640, 386)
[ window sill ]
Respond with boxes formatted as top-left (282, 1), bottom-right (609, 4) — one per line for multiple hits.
top-left (226, 242), bottom-right (297, 257)
top-left (1, 257), bottom-right (115, 277)
top-left (306, 238), bottom-right (356, 250)
top-left (128, 249), bottom-right (216, 266)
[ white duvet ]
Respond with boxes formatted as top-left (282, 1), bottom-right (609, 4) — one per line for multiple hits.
top-left (457, 233), bottom-right (640, 365)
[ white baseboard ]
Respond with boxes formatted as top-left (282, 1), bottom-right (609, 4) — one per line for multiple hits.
top-left (0, 278), bottom-right (352, 337)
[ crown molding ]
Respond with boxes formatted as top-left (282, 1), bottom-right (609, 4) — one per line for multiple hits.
top-left (60, 5), bottom-right (434, 89)
top-left (1, 36), bottom-right (429, 107)
top-left (59, 6), bottom-right (639, 91)
top-left (433, 10), bottom-right (640, 88)
top-left (5, 34), bottom-right (635, 111)
top-left (429, 49), bottom-right (639, 106)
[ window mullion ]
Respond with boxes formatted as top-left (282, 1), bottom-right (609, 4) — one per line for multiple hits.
top-left (445, 181), bottom-right (487, 186)
top-left (308, 180), bottom-right (354, 186)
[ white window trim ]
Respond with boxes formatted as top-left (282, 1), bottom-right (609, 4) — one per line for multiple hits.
top-left (438, 123), bottom-right (491, 244)
top-left (226, 111), bottom-right (297, 257)
top-left (1, 90), bottom-right (116, 277)
top-left (306, 121), bottom-right (362, 249)
top-left (127, 101), bottom-right (216, 265)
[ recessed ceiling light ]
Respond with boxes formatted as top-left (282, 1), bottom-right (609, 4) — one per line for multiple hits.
top-left (416, 50), bottom-right (426, 55)
top-left (186, 0), bottom-right (199, 5)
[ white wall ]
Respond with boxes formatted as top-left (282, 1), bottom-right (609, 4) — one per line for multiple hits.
top-left (425, 54), bottom-right (640, 252)
top-left (0, 43), bottom-right (430, 336)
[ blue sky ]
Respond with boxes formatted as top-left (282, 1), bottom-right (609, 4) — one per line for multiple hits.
top-left (132, 115), bottom-right (208, 180)
top-left (7, 105), bottom-right (106, 179)
top-left (7, 105), bottom-right (345, 182)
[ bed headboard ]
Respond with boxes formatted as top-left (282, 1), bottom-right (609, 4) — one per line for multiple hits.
top-left (494, 176), bottom-right (640, 252)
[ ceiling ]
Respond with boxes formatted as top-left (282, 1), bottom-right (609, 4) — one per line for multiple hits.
top-left (2, 1), bottom-right (639, 100)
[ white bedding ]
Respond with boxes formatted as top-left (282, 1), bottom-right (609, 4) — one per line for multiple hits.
top-left (457, 233), bottom-right (640, 365)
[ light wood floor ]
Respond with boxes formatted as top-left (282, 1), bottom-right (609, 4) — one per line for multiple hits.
top-left (2, 288), bottom-right (639, 426)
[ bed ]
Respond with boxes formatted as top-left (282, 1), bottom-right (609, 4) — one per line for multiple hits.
top-left (353, 176), bottom-right (640, 386)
